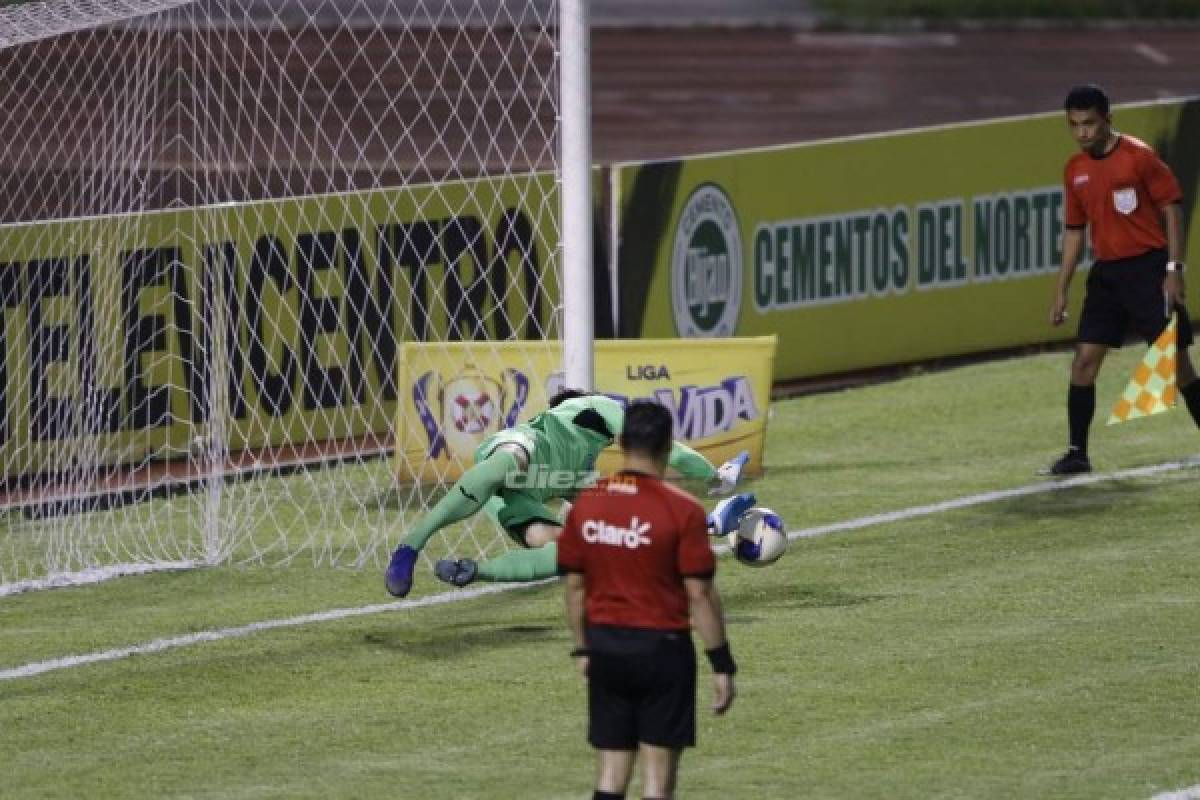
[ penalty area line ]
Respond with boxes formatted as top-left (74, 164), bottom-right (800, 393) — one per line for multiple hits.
top-left (3, 456), bottom-right (1197, 683)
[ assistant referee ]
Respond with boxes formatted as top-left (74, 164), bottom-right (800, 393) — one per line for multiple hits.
top-left (558, 401), bottom-right (736, 800)
top-left (1047, 84), bottom-right (1200, 475)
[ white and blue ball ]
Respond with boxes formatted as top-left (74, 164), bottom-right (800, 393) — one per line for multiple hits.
top-left (727, 507), bottom-right (788, 567)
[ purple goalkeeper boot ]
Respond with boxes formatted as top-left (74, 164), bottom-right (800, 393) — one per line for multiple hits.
top-left (385, 545), bottom-right (418, 597)
top-left (434, 558), bottom-right (478, 588)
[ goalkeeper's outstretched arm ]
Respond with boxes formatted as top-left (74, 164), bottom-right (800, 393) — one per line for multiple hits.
top-left (671, 442), bottom-right (751, 497)
top-left (589, 394), bottom-right (745, 492)
top-left (668, 440), bottom-right (718, 482)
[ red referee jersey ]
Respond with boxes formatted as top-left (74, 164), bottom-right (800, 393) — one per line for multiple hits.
top-left (557, 470), bottom-right (715, 631)
top-left (1063, 134), bottom-right (1182, 262)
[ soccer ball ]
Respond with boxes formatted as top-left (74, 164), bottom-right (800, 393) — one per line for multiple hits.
top-left (727, 507), bottom-right (788, 567)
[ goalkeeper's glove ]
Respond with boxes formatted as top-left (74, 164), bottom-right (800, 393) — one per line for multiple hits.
top-left (709, 450), bottom-right (750, 496)
top-left (707, 492), bottom-right (755, 537)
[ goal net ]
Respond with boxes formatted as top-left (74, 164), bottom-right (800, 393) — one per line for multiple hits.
top-left (0, 0), bottom-right (570, 593)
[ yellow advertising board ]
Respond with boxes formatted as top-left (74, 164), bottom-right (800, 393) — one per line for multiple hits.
top-left (0, 175), bottom-right (560, 475)
top-left (615, 98), bottom-right (1200, 382)
top-left (394, 336), bottom-right (776, 484)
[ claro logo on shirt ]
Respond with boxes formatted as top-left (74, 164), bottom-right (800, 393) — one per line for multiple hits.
top-left (581, 517), bottom-right (652, 549)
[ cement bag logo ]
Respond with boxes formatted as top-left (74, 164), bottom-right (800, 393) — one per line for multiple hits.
top-left (671, 183), bottom-right (742, 337)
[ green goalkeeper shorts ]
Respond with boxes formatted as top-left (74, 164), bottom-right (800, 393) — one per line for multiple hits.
top-left (475, 428), bottom-right (536, 466)
top-left (486, 491), bottom-right (561, 547)
top-left (476, 427), bottom-right (561, 545)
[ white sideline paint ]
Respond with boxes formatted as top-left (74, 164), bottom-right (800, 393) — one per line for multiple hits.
top-left (1134, 42), bottom-right (1172, 66)
top-left (710, 457), bottom-right (1200, 555)
top-left (784, 456), bottom-right (1200, 542)
top-left (0, 580), bottom-right (555, 682)
top-left (2, 457), bottom-right (1198, 683)
top-left (1152, 785), bottom-right (1200, 800)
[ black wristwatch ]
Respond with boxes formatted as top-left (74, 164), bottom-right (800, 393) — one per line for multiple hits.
top-left (1167, 261), bottom-right (1185, 273)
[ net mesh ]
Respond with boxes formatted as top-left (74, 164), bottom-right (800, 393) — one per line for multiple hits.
top-left (0, 0), bottom-right (563, 592)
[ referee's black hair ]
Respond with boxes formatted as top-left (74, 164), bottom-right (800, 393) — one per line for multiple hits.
top-left (619, 401), bottom-right (673, 461)
top-left (1064, 85), bottom-right (1110, 116)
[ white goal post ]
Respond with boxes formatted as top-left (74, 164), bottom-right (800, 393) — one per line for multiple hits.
top-left (0, 0), bottom-right (594, 593)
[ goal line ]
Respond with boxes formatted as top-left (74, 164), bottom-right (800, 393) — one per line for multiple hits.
top-left (3, 456), bottom-right (1197, 682)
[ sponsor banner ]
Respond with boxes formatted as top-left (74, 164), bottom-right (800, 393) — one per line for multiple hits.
top-left (616, 99), bottom-right (1200, 381)
top-left (395, 336), bottom-right (776, 484)
top-left (0, 175), bottom-right (560, 475)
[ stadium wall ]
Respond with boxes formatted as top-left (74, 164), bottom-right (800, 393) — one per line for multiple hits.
top-left (612, 97), bottom-right (1200, 383)
top-left (4, 100), bottom-right (1198, 480)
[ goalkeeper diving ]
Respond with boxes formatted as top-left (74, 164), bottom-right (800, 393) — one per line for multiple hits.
top-left (385, 389), bottom-right (754, 597)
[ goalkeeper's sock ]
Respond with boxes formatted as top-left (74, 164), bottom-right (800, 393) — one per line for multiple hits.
top-left (1182, 379), bottom-right (1200, 428)
top-left (477, 543), bottom-right (558, 582)
top-left (400, 450), bottom-right (518, 552)
top-left (1067, 383), bottom-right (1095, 455)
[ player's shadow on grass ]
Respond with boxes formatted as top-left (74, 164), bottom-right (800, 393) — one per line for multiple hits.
top-left (366, 485), bottom-right (451, 512)
top-left (990, 478), bottom-right (1164, 519)
top-left (721, 582), bottom-right (887, 619)
top-left (363, 622), bottom-right (561, 660)
top-left (758, 460), bottom-right (922, 478)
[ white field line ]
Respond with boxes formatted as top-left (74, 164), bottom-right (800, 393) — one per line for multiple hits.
top-left (784, 456), bottom-right (1200, 541)
top-left (0, 580), bottom-right (553, 682)
top-left (0, 561), bottom-right (199, 597)
top-left (1134, 42), bottom-right (1172, 66)
top-left (708, 456), bottom-right (1199, 555)
top-left (1152, 785), bottom-right (1200, 800)
top-left (3, 457), bottom-right (1197, 683)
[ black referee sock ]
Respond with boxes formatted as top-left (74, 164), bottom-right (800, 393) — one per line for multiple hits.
top-left (1181, 379), bottom-right (1200, 428)
top-left (1068, 383), bottom-right (1096, 455)
top-left (592, 791), bottom-right (625, 800)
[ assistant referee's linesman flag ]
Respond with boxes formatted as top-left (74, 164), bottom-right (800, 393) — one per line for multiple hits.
top-left (1108, 315), bottom-right (1178, 425)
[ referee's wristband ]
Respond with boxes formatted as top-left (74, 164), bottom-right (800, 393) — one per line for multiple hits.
top-left (705, 643), bottom-right (738, 675)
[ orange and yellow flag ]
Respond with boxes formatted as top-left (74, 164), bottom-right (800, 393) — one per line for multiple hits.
top-left (1107, 316), bottom-right (1177, 425)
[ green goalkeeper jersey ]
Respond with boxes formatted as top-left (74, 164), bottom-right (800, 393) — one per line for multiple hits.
top-left (474, 394), bottom-right (718, 504)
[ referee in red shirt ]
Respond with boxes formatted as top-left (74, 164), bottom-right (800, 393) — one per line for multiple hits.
top-left (1047, 84), bottom-right (1200, 474)
top-left (558, 401), bottom-right (737, 800)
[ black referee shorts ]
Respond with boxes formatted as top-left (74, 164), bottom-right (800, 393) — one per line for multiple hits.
top-left (1078, 248), bottom-right (1194, 349)
top-left (586, 627), bottom-right (697, 751)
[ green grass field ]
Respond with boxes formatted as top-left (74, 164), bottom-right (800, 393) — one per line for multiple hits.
top-left (3, 346), bottom-right (1200, 799)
